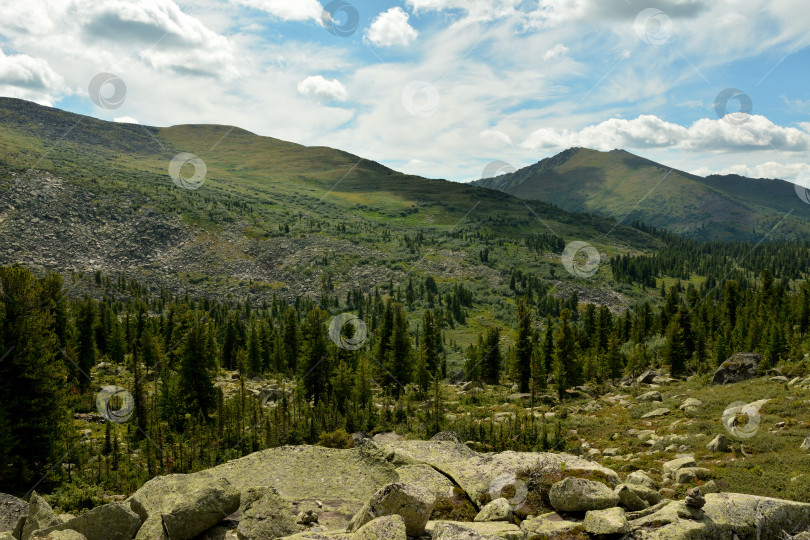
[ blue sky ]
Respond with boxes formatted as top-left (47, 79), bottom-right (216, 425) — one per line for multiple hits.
top-left (0, 0), bottom-right (808, 183)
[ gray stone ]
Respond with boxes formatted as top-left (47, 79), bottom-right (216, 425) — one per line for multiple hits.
top-left (706, 434), bottom-right (729, 452)
top-left (801, 437), bottom-right (810, 452)
top-left (626, 470), bottom-right (657, 490)
top-left (161, 478), bottom-right (240, 540)
top-left (32, 503), bottom-right (140, 540)
top-left (548, 477), bottom-right (619, 513)
top-left (347, 483), bottom-right (435, 537)
top-left (237, 487), bottom-right (299, 540)
top-left (584, 506), bottom-right (630, 535)
top-left (426, 520), bottom-right (522, 540)
top-left (473, 498), bottom-right (512, 522)
top-left (637, 391), bottom-right (663, 402)
top-left (663, 456), bottom-right (696, 477)
top-left (21, 492), bottom-right (61, 540)
top-left (354, 515), bottom-right (406, 540)
top-left (712, 353), bottom-right (761, 385)
top-left (0, 493), bottom-right (27, 534)
top-left (615, 484), bottom-right (648, 511)
top-left (641, 407), bottom-right (671, 419)
top-left (623, 483), bottom-right (661, 506)
top-left (636, 370), bottom-right (660, 385)
top-left (30, 531), bottom-right (87, 540)
top-left (520, 512), bottom-right (584, 540)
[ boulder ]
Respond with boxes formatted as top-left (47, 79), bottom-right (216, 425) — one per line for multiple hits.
top-left (662, 457), bottom-right (696, 478)
top-left (706, 434), bottom-right (729, 452)
top-left (21, 492), bottom-right (61, 540)
top-left (674, 468), bottom-right (712, 485)
top-left (712, 353), bottom-right (761, 385)
top-left (637, 391), bottom-right (663, 402)
top-left (629, 492), bottom-right (810, 539)
top-left (623, 483), bottom-right (661, 507)
top-left (641, 407), bottom-right (670, 419)
top-left (161, 478), bottom-right (240, 540)
top-left (584, 507), bottom-right (630, 535)
top-left (474, 498), bottom-right (512, 522)
top-left (0, 493), bottom-right (27, 534)
top-left (30, 531), bottom-right (87, 540)
top-left (236, 487), bottom-right (299, 540)
top-left (615, 484), bottom-right (648, 511)
top-left (32, 503), bottom-right (140, 540)
top-left (637, 370), bottom-right (660, 385)
top-left (626, 470), bottom-right (657, 490)
top-left (430, 432), bottom-right (462, 443)
top-left (801, 437), bottom-right (810, 452)
top-left (548, 477), bottom-right (619, 513)
top-left (354, 515), bottom-right (406, 540)
top-left (347, 483), bottom-right (435, 537)
top-left (520, 512), bottom-right (585, 540)
top-left (395, 464), bottom-right (476, 521)
top-left (426, 520), bottom-right (522, 540)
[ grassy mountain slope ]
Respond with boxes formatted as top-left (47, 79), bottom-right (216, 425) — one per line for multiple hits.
top-left (0, 98), bottom-right (656, 312)
top-left (472, 147), bottom-right (810, 241)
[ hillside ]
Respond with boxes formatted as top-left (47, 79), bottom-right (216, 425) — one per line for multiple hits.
top-left (0, 98), bottom-right (655, 306)
top-left (472, 147), bottom-right (810, 241)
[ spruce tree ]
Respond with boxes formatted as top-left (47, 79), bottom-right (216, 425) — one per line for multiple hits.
top-left (513, 300), bottom-right (533, 392)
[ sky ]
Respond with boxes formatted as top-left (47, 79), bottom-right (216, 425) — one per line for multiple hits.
top-left (0, 0), bottom-right (808, 184)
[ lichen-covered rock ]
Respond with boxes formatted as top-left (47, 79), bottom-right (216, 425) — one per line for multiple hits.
top-left (637, 391), bottom-right (662, 402)
top-left (626, 470), bottom-right (657, 490)
top-left (662, 457), bottom-right (696, 478)
top-left (548, 477), bottom-right (619, 513)
top-left (706, 434), bottom-right (729, 452)
top-left (21, 492), bottom-right (61, 540)
top-left (641, 407), bottom-right (670, 419)
top-left (30, 530), bottom-right (87, 540)
top-left (584, 507), bottom-right (629, 535)
top-left (675, 467), bottom-right (712, 485)
top-left (354, 515), bottom-right (406, 540)
top-left (0, 493), bottom-right (27, 534)
top-left (623, 483), bottom-right (661, 507)
top-left (236, 487), bottom-right (299, 540)
top-left (161, 478), bottom-right (240, 540)
top-left (474, 498), bottom-right (512, 522)
top-left (616, 484), bottom-right (649, 511)
top-left (347, 483), bottom-right (435, 537)
top-left (32, 503), bottom-right (140, 540)
top-left (428, 520), bottom-right (522, 540)
top-left (520, 512), bottom-right (585, 540)
top-left (630, 493), bottom-right (810, 539)
top-left (395, 464), bottom-right (475, 521)
top-left (712, 353), bottom-right (761, 385)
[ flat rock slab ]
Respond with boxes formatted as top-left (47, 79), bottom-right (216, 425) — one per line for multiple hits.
top-left (426, 520), bottom-right (522, 540)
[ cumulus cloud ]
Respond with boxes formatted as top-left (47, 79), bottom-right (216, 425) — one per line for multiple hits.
top-left (522, 114), bottom-right (810, 153)
top-left (366, 7), bottom-right (418, 47)
top-left (114, 116), bottom-right (139, 123)
top-left (543, 43), bottom-right (568, 60)
top-left (480, 129), bottom-right (513, 145)
top-left (713, 162), bottom-right (810, 181)
top-left (297, 75), bottom-right (347, 102)
top-left (406, 0), bottom-right (520, 22)
top-left (0, 46), bottom-right (64, 104)
top-left (230, 0), bottom-right (323, 22)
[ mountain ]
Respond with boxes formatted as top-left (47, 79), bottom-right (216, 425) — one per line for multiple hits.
top-left (472, 147), bottom-right (810, 241)
top-left (0, 98), bottom-right (654, 304)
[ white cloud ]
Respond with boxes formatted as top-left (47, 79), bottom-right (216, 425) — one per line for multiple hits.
top-left (715, 162), bottom-right (810, 181)
top-left (406, 0), bottom-right (520, 22)
top-left (230, 0), bottom-right (323, 22)
top-left (366, 7), bottom-right (418, 47)
top-left (297, 75), bottom-right (348, 102)
top-left (114, 116), bottom-right (139, 123)
top-left (522, 114), bottom-right (810, 154)
top-left (0, 46), bottom-right (64, 105)
top-left (543, 43), bottom-right (568, 60)
top-left (480, 129), bottom-right (513, 145)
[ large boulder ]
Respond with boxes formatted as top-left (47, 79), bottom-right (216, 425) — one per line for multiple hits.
top-left (548, 477), bottom-right (619, 513)
top-left (21, 492), bottom-right (61, 540)
top-left (427, 520), bottom-right (522, 540)
top-left (615, 485), bottom-right (649, 511)
top-left (395, 464), bottom-right (476, 521)
top-left (374, 439), bottom-right (620, 508)
top-left (712, 353), bottom-right (761, 385)
top-left (161, 478), bottom-right (240, 540)
top-left (236, 487), bottom-right (299, 540)
top-left (637, 391), bottom-right (663, 402)
top-left (584, 507), bottom-right (629, 535)
top-left (520, 512), bottom-right (585, 540)
top-left (354, 515), bottom-right (406, 540)
top-left (630, 493), bottom-right (810, 539)
top-left (347, 482), bottom-right (435, 537)
top-left (30, 531), bottom-right (87, 540)
top-left (0, 493), bottom-right (27, 534)
top-left (31, 503), bottom-right (140, 540)
top-left (474, 498), bottom-right (512, 522)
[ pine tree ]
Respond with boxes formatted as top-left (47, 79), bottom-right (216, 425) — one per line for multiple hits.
top-left (513, 300), bottom-right (533, 392)
top-left (554, 309), bottom-right (580, 394)
top-left (663, 316), bottom-right (687, 378)
top-left (387, 304), bottom-right (412, 395)
top-left (481, 327), bottom-right (502, 385)
top-left (300, 308), bottom-right (330, 404)
top-left (179, 323), bottom-right (216, 418)
top-left (421, 310), bottom-right (441, 375)
top-left (282, 307), bottom-right (299, 374)
top-left (247, 321), bottom-right (262, 377)
top-left (76, 296), bottom-right (97, 389)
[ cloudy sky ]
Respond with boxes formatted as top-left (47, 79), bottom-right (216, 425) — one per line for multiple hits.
top-left (0, 0), bottom-right (808, 183)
